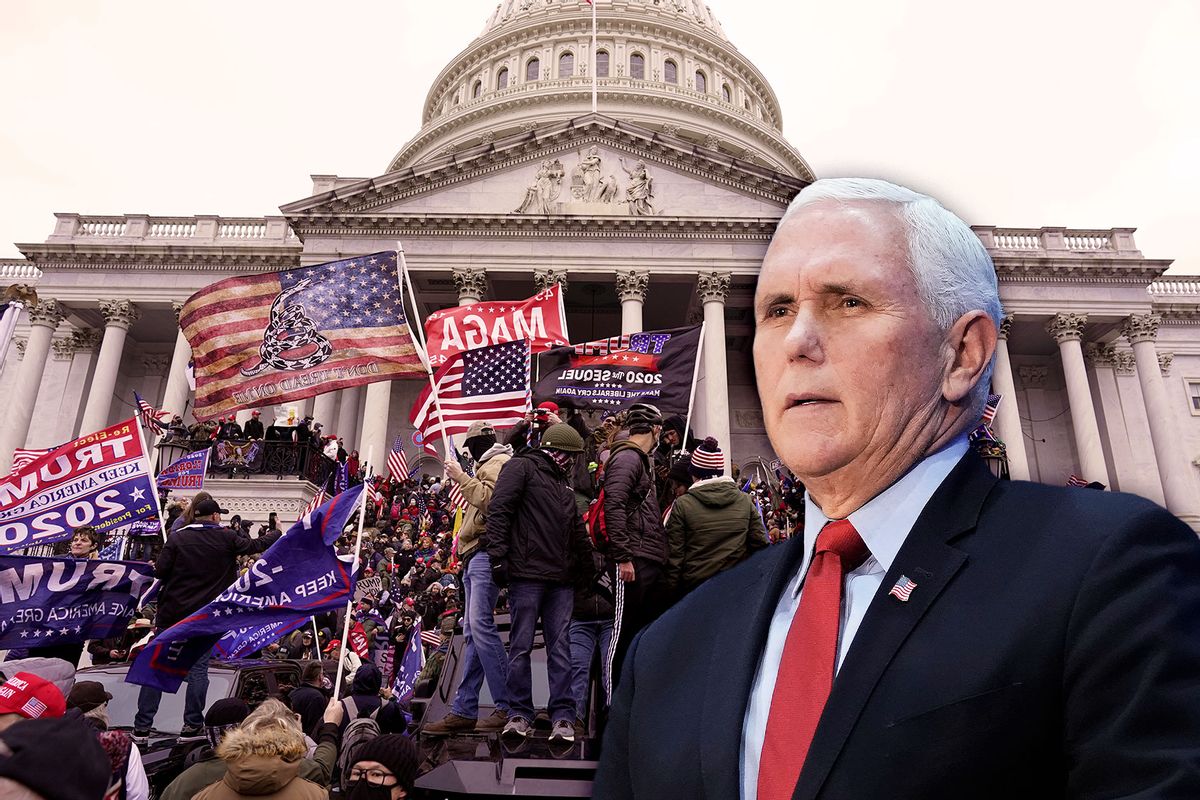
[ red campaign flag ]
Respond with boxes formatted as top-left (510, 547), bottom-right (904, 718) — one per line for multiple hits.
top-left (180, 251), bottom-right (426, 422)
top-left (349, 621), bottom-right (370, 659)
top-left (423, 284), bottom-right (569, 368)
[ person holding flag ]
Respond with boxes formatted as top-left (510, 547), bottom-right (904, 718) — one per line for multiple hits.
top-left (424, 421), bottom-right (514, 735)
top-left (131, 497), bottom-right (281, 742)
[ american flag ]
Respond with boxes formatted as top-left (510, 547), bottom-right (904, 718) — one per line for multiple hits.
top-left (420, 629), bottom-right (443, 649)
top-left (301, 489), bottom-right (327, 519)
top-left (1066, 474), bottom-right (1089, 487)
top-left (446, 480), bottom-right (466, 512)
top-left (387, 435), bottom-right (409, 481)
top-left (888, 575), bottom-right (917, 602)
top-left (980, 393), bottom-right (1001, 426)
top-left (134, 391), bottom-right (168, 435)
top-left (179, 251), bottom-right (425, 421)
top-left (409, 339), bottom-right (531, 444)
top-left (20, 697), bottom-right (47, 719)
top-left (10, 446), bottom-right (53, 474)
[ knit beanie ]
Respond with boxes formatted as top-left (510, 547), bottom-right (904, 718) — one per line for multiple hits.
top-left (204, 697), bottom-right (250, 749)
top-left (689, 437), bottom-right (725, 479)
top-left (351, 734), bottom-right (420, 790)
top-left (0, 716), bottom-right (111, 800)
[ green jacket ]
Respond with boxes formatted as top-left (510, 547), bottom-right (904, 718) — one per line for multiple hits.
top-left (665, 477), bottom-right (768, 593)
top-left (159, 722), bottom-right (339, 800)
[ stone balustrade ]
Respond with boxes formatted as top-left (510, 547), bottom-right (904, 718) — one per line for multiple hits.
top-left (51, 213), bottom-right (295, 245)
top-left (972, 226), bottom-right (1140, 256)
top-left (1148, 277), bottom-right (1200, 296)
top-left (0, 260), bottom-right (43, 281)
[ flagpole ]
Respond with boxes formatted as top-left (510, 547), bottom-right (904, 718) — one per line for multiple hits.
top-left (681, 320), bottom-right (706, 454)
top-left (133, 416), bottom-right (169, 544)
top-left (311, 617), bottom-right (322, 655)
top-left (395, 245), bottom-right (453, 460)
top-left (590, 0), bottom-right (598, 114)
top-left (333, 451), bottom-right (373, 696)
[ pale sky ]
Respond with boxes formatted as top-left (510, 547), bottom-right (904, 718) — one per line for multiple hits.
top-left (2, 1), bottom-right (1197, 272)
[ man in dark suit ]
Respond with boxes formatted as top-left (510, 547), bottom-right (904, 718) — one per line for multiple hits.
top-left (592, 178), bottom-right (1200, 799)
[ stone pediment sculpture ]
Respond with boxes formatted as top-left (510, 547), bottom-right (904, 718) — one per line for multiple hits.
top-left (514, 146), bottom-right (654, 216)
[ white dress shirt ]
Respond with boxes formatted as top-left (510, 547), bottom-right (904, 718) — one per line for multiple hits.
top-left (739, 436), bottom-right (969, 800)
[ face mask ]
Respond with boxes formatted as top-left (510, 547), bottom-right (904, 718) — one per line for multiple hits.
top-left (344, 781), bottom-right (393, 800)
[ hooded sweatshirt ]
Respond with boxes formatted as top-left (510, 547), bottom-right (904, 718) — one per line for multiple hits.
top-left (192, 725), bottom-right (325, 800)
top-left (665, 476), bottom-right (768, 593)
top-left (451, 442), bottom-right (514, 561)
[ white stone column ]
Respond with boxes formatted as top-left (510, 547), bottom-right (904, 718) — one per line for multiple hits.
top-left (697, 272), bottom-right (732, 471)
top-left (615, 269), bottom-right (649, 336)
top-left (160, 302), bottom-right (193, 423)
top-left (313, 392), bottom-right (339, 433)
top-left (336, 386), bottom-right (363, 451)
top-left (1123, 314), bottom-right (1198, 521)
top-left (359, 382), bottom-right (392, 474)
top-left (79, 300), bottom-right (140, 435)
top-left (0, 300), bottom-right (64, 472)
top-left (991, 316), bottom-right (1030, 480)
top-left (1046, 313), bottom-right (1109, 486)
top-left (452, 267), bottom-right (487, 307)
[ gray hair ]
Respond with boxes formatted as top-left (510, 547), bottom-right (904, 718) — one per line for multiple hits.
top-left (780, 177), bottom-right (1001, 413)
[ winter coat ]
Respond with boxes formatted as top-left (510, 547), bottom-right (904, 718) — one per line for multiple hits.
top-left (192, 723), bottom-right (326, 800)
top-left (155, 522), bottom-right (282, 629)
top-left (160, 723), bottom-right (338, 800)
top-left (601, 442), bottom-right (669, 565)
top-left (452, 443), bottom-right (513, 561)
top-left (665, 476), bottom-right (768, 593)
top-left (484, 449), bottom-right (593, 583)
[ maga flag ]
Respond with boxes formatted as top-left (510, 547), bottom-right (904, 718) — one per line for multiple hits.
top-left (180, 252), bottom-right (425, 421)
top-left (423, 285), bottom-right (569, 367)
top-left (534, 325), bottom-right (701, 416)
top-left (0, 418), bottom-right (159, 552)
top-left (127, 485), bottom-right (363, 692)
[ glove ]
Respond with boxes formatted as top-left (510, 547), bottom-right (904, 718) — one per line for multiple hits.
top-left (490, 560), bottom-right (510, 588)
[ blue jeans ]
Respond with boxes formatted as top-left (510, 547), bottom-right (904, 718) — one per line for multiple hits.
top-left (450, 551), bottom-right (509, 718)
top-left (134, 647), bottom-right (212, 731)
top-left (569, 618), bottom-right (613, 720)
top-left (506, 580), bottom-right (574, 724)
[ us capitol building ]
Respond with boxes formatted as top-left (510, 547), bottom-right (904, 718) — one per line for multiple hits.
top-left (2, 0), bottom-right (1198, 528)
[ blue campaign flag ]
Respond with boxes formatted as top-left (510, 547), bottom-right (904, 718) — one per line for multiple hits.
top-left (156, 449), bottom-right (210, 491)
top-left (127, 485), bottom-right (364, 692)
top-left (0, 556), bottom-right (156, 648)
top-left (391, 620), bottom-right (425, 703)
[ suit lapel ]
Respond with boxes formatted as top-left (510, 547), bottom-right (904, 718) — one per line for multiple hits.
top-left (699, 534), bottom-right (810, 800)
top-left (793, 453), bottom-right (998, 800)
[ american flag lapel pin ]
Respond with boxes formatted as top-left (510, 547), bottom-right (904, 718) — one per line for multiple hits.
top-left (889, 575), bottom-right (917, 602)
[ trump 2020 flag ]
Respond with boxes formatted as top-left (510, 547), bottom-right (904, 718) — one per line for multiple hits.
top-left (534, 325), bottom-right (701, 416)
top-left (0, 418), bottom-right (159, 552)
top-left (156, 449), bottom-right (210, 492)
top-left (180, 252), bottom-right (426, 422)
top-left (0, 556), bottom-right (155, 648)
top-left (391, 620), bottom-right (425, 703)
top-left (127, 485), bottom-right (363, 692)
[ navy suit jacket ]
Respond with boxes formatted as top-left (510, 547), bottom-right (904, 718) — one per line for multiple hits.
top-left (592, 453), bottom-right (1200, 799)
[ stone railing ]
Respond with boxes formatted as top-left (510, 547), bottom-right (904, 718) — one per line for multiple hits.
top-left (972, 226), bottom-right (1140, 256)
top-left (1149, 277), bottom-right (1200, 296)
top-left (0, 260), bottom-right (43, 281)
top-left (51, 214), bottom-right (297, 245)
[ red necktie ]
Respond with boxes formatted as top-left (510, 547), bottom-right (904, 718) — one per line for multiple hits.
top-left (757, 519), bottom-right (870, 800)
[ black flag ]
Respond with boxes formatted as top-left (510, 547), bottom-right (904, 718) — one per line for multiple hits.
top-left (534, 325), bottom-right (701, 416)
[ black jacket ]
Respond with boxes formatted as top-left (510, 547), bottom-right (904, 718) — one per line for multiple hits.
top-left (601, 442), bottom-right (668, 565)
top-left (484, 449), bottom-right (592, 583)
top-left (243, 418), bottom-right (265, 439)
top-left (593, 453), bottom-right (1200, 800)
top-left (154, 521), bottom-right (281, 629)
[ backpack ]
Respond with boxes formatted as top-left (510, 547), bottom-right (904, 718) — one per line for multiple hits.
top-left (584, 489), bottom-right (611, 552)
top-left (336, 696), bottom-right (382, 789)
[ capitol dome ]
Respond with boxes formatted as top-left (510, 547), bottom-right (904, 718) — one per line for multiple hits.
top-left (388, 0), bottom-right (813, 180)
